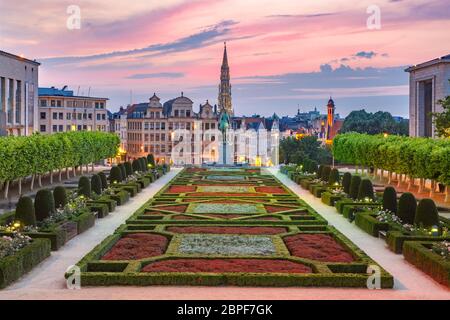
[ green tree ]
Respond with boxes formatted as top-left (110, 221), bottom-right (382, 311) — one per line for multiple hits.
top-left (433, 87), bottom-right (450, 138)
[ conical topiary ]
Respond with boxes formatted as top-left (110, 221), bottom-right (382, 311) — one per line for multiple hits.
top-left (308, 160), bottom-right (318, 174)
top-left (349, 175), bottom-right (361, 200)
top-left (109, 166), bottom-right (122, 183)
top-left (382, 186), bottom-right (397, 213)
top-left (342, 172), bottom-right (352, 194)
top-left (321, 166), bottom-right (331, 182)
top-left (53, 186), bottom-right (67, 209)
top-left (328, 168), bottom-right (340, 185)
top-left (15, 196), bottom-right (36, 226)
top-left (118, 163), bottom-right (127, 179)
top-left (414, 198), bottom-right (440, 228)
top-left (317, 165), bottom-right (324, 179)
top-left (139, 158), bottom-right (146, 172)
top-left (98, 171), bottom-right (108, 189)
top-left (143, 157), bottom-right (148, 171)
top-left (147, 154), bottom-right (155, 167)
top-left (34, 189), bottom-right (55, 221)
top-left (132, 159), bottom-right (141, 172)
top-left (78, 176), bottom-right (91, 198)
top-left (91, 174), bottom-right (102, 195)
top-left (125, 162), bottom-right (133, 176)
top-left (397, 192), bottom-right (417, 224)
top-left (357, 179), bottom-right (374, 200)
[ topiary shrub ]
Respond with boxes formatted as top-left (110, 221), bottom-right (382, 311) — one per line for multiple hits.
top-left (91, 174), bottom-right (102, 195)
top-left (34, 189), bottom-right (55, 221)
top-left (308, 160), bottom-right (318, 174)
top-left (349, 175), bottom-right (362, 200)
top-left (382, 187), bottom-right (397, 213)
top-left (132, 159), bottom-right (141, 173)
top-left (15, 196), bottom-right (36, 226)
top-left (98, 171), bottom-right (108, 189)
top-left (78, 176), bottom-right (91, 198)
top-left (397, 192), bottom-right (417, 225)
top-left (147, 154), bottom-right (155, 167)
top-left (328, 168), bottom-right (340, 185)
top-left (53, 186), bottom-right (67, 209)
top-left (414, 198), bottom-right (440, 228)
top-left (139, 158), bottom-right (146, 172)
top-left (109, 166), bottom-right (122, 183)
top-left (317, 165), bottom-right (324, 179)
top-left (342, 172), bottom-right (352, 194)
top-left (357, 179), bottom-right (374, 200)
top-left (118, 163), bottom-right (127, 179)
top-left (125, 162), bottom-right (133, 176)
top-left (321, 166), bottom-right (331, 182)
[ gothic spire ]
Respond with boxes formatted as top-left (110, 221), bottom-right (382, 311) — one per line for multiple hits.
top-left (218, 42), bottom-right (233, 115)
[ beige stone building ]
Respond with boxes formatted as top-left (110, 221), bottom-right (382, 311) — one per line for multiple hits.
top-left (406, 54), bottom-right (450, 137)
top-left (0, 50), bottom-right (40, 136)
top-left (38, 87), bottom-right (109, 134)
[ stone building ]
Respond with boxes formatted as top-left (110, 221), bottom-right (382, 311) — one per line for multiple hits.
top-left (406, 54), bottom-right (450, 137)
top-left (0, 50), bottom-right (40, 136)
top-left (38, 86), bottom-right (109, 134)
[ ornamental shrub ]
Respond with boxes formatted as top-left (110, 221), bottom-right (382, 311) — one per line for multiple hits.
top-left (34, 189), bottom-right (55, 221)
top-left (98, 172), bottom-right (108, 189)
top-left (132, 159), bottom-right (140, 172)
top-left (147, 154), bottom-right (155, 167)
top-left (321, 166), bottom-right (331, 182)
top-left (109, 166), bottom-right (122, 183)
top-left (143, 157), bottom-right (149, 171)
top-left (328, 168), bottom-right (340, 185)
top-left (357, 179), bottom-right (374, 200)
top-left (317, 165), bottom-right (324, 179)
top-left (124, 162), bottom-right (133, 176)
top-left (91, 174), bottom-right (102, 195)
top-left (118, 163), bottom-right (127, 179)
top-left (78, 176), bottom-right (91, 198)
top-left (342, 172), bottom-right (352, 194)
top-left (349, 175), bottom-right (361, 200)
top-left (139, 158), bottom-right (146, 172)
top-left (53, 186), bottom-right (67, 209)
top-left (414, 198), bottom-right (440, 228)
top-left (382, 187), bottom-right (397, 213)
top-left (15, 196), bottom-right (36, 226)
top-left (397, 192), bottom-right (417, 225)
top-left (308, 160), bottom-right (318, 174)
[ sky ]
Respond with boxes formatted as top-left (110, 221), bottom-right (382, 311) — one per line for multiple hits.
top-left (1, 0), bottom-right (449, 118)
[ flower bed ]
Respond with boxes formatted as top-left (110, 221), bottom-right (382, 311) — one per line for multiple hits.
top-left (255, 186), bottom-right (287, 194)
top-left (102, 233), bottom-right (168, 260)
top-left (142, 258), bottom-right (312, 273)
top-left (284, 234), bottom-right (355, 262)
top-left (166, 226), bottom-right (288, 235)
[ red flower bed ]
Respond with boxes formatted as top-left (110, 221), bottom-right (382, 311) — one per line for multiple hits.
top-left (203, 214), bottom-right (245, 219)
top-left (157, 205), bottom-right (188, 213)
top-left (265, 205), bottom-right (294, 213)
top-left (246, 216), bottom-right (280, 221)
top-left (191, 193), bottom-right (259, 197)
top-left (166, 186), bottom-right (196, 193)
top-left (102, 233), bottom-right (168, 260)
top-left (172, 215), bottom-right (203, 220)
top-left (284, 234), bottom-right (355, 263)
top-left (142, 258), bottom-right (312, 273)
top-left (255, 186), bottom-right (287, 194)
top-left (166, 226), bottom-right (287, 235)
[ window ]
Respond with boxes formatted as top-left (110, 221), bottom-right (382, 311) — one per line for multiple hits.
top-left (56, 100), bottom-right (62, 107)
top-left (52, 125), bottom-right (57, 132)
top-left (150, 112), bottom-right (154, 118)
top-left (100, 102), bottom-right (104, 109)
top-left (155, 122), bottom-right (160, 130)
top-left (59, 125), bottom-right (63, 132)
top-left (88, 113), bottom-right (92, 120)
top-left (51, 100), bottom-right (56, 107)
top-left (53, 112), bottom-right (57, 120)
top-left (77, 125), bottom-right (82, 131)
top-left (40, 112), bottom-right (46, 119)
top-left (156, 112), bottom-right (160, 119)
top-left (156, 133), bottom-right (160, 141)
top-left (77, 113), bottom-right (82, 120)
top-left (161, 133), bottom-right (165, 141)
top-left (102, 114), bottom-right (106, 120)
top-left (150, 122), bottom-right (154, 130)
top-left (150, 134), bottom-right (154, 141)
top-left (59, 112), bottom-right (63, 120)
top-left (15, 80), bottom-right (21, 124)
top-left (186, 111), bottom-right (191, 117)
top-left (144, 122), bottom-right (149, 130)
top-left (83, 113), bottom-right (87, 120)
top-left (95, 102), bottom-right (99, 108)
top-left (40, 125), bottom-right (46, 132)
top-left (96, 114), bottom-right (100, 120)
top-left (180, 110), bottom-right (185, 117)
top-left (174, 110), bottom-right (179, 117)
top-left (66, 113), bottom-right (71, 120)
top-left (161, 122), bottom-right (165, 130)
top-left (66, 125), bottom-right (71, 131)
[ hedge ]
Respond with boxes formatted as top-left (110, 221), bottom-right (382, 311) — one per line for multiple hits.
top-left (332, 133), bottom-right (450, 186)
top-left (0, 238), bottom-right (51, 289)
top-left (355, 211), bottom-right (390, 237)
top-left (385, 230), bottom-right (450, 254)
top-left (403, 241), bottom-right (450, 288)
top-left (0, 131), bottom-right (119, 196)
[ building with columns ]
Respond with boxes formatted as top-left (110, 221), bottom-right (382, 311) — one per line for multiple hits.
top-left (0, 50), bottom-right (40, 136)
top-left (406, 54), bottom-right (450, 137)
top-left (38, 86), bottom-right (109, 134)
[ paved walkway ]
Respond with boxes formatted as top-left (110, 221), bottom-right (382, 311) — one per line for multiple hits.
top-left (0, 167), bottom-right (448, 300)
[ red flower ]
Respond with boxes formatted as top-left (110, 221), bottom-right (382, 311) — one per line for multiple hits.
top-left (102, 233), bottom-right (168, 260)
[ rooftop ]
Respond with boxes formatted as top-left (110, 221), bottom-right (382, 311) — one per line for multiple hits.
top-left (0, 50), bottom-right (41, 66)
top-left (405, 54), bottom-right (450, 72)
top-left (38, 87), bottom-right (109, 100)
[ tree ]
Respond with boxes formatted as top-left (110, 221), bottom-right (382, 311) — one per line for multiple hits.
top-left (340, 109), bottom-right (408, 136)
top-left (279, 136), bottom-right (331, 165)
top-left (433, 87), bottom-right (450, 138)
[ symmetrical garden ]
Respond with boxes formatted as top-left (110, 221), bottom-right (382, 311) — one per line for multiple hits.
top-left (72, 167), bottom-right (393, 287)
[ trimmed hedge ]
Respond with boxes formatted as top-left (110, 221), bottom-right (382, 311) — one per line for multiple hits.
top-left (72, 210), bottom-right (96, 234)
top-left (15, 196), bottom-right (36, 227)
top-left (349, 176), bottom-right (361, 200)
top-left (321, 191), bottom-right (344, 206)
top-left (355, 211), bottom-right (389, 237)
top-left (342, 172), bottom-right (352, 194)
top-left (109, 166), bottom-right (123, 183)
top-left (397, 192), bottom-right (417, 225)
top-left (34, 189), bottom-right (55, 221)
top-left (403, 241), bottom-right (450, 288)
top-left (414, 198), bottom-right (440, 229)
top-left (0, 238), bottom-right (51, 289)
top-left (53, 186), bottom-right (67, 209)
top-left (98, 172), bottom-right (108, 189)
top-left (357, 179), bottom-right (374, 200)
top-left (386, 230), bottom-right (450, 254)
top-left (382, 187), bottom-right (397, 213)
top-left (91, 174), bottom-right (103, 195)
top-left (78, 176), bottom-right (91, 198)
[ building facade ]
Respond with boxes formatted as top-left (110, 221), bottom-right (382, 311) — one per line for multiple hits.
top-left (406, 54), bottom-right (450, 137)
top-left (38, 87), bottom-right (109, 134)
top-left (0, 50), bottom-right (40, 136)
